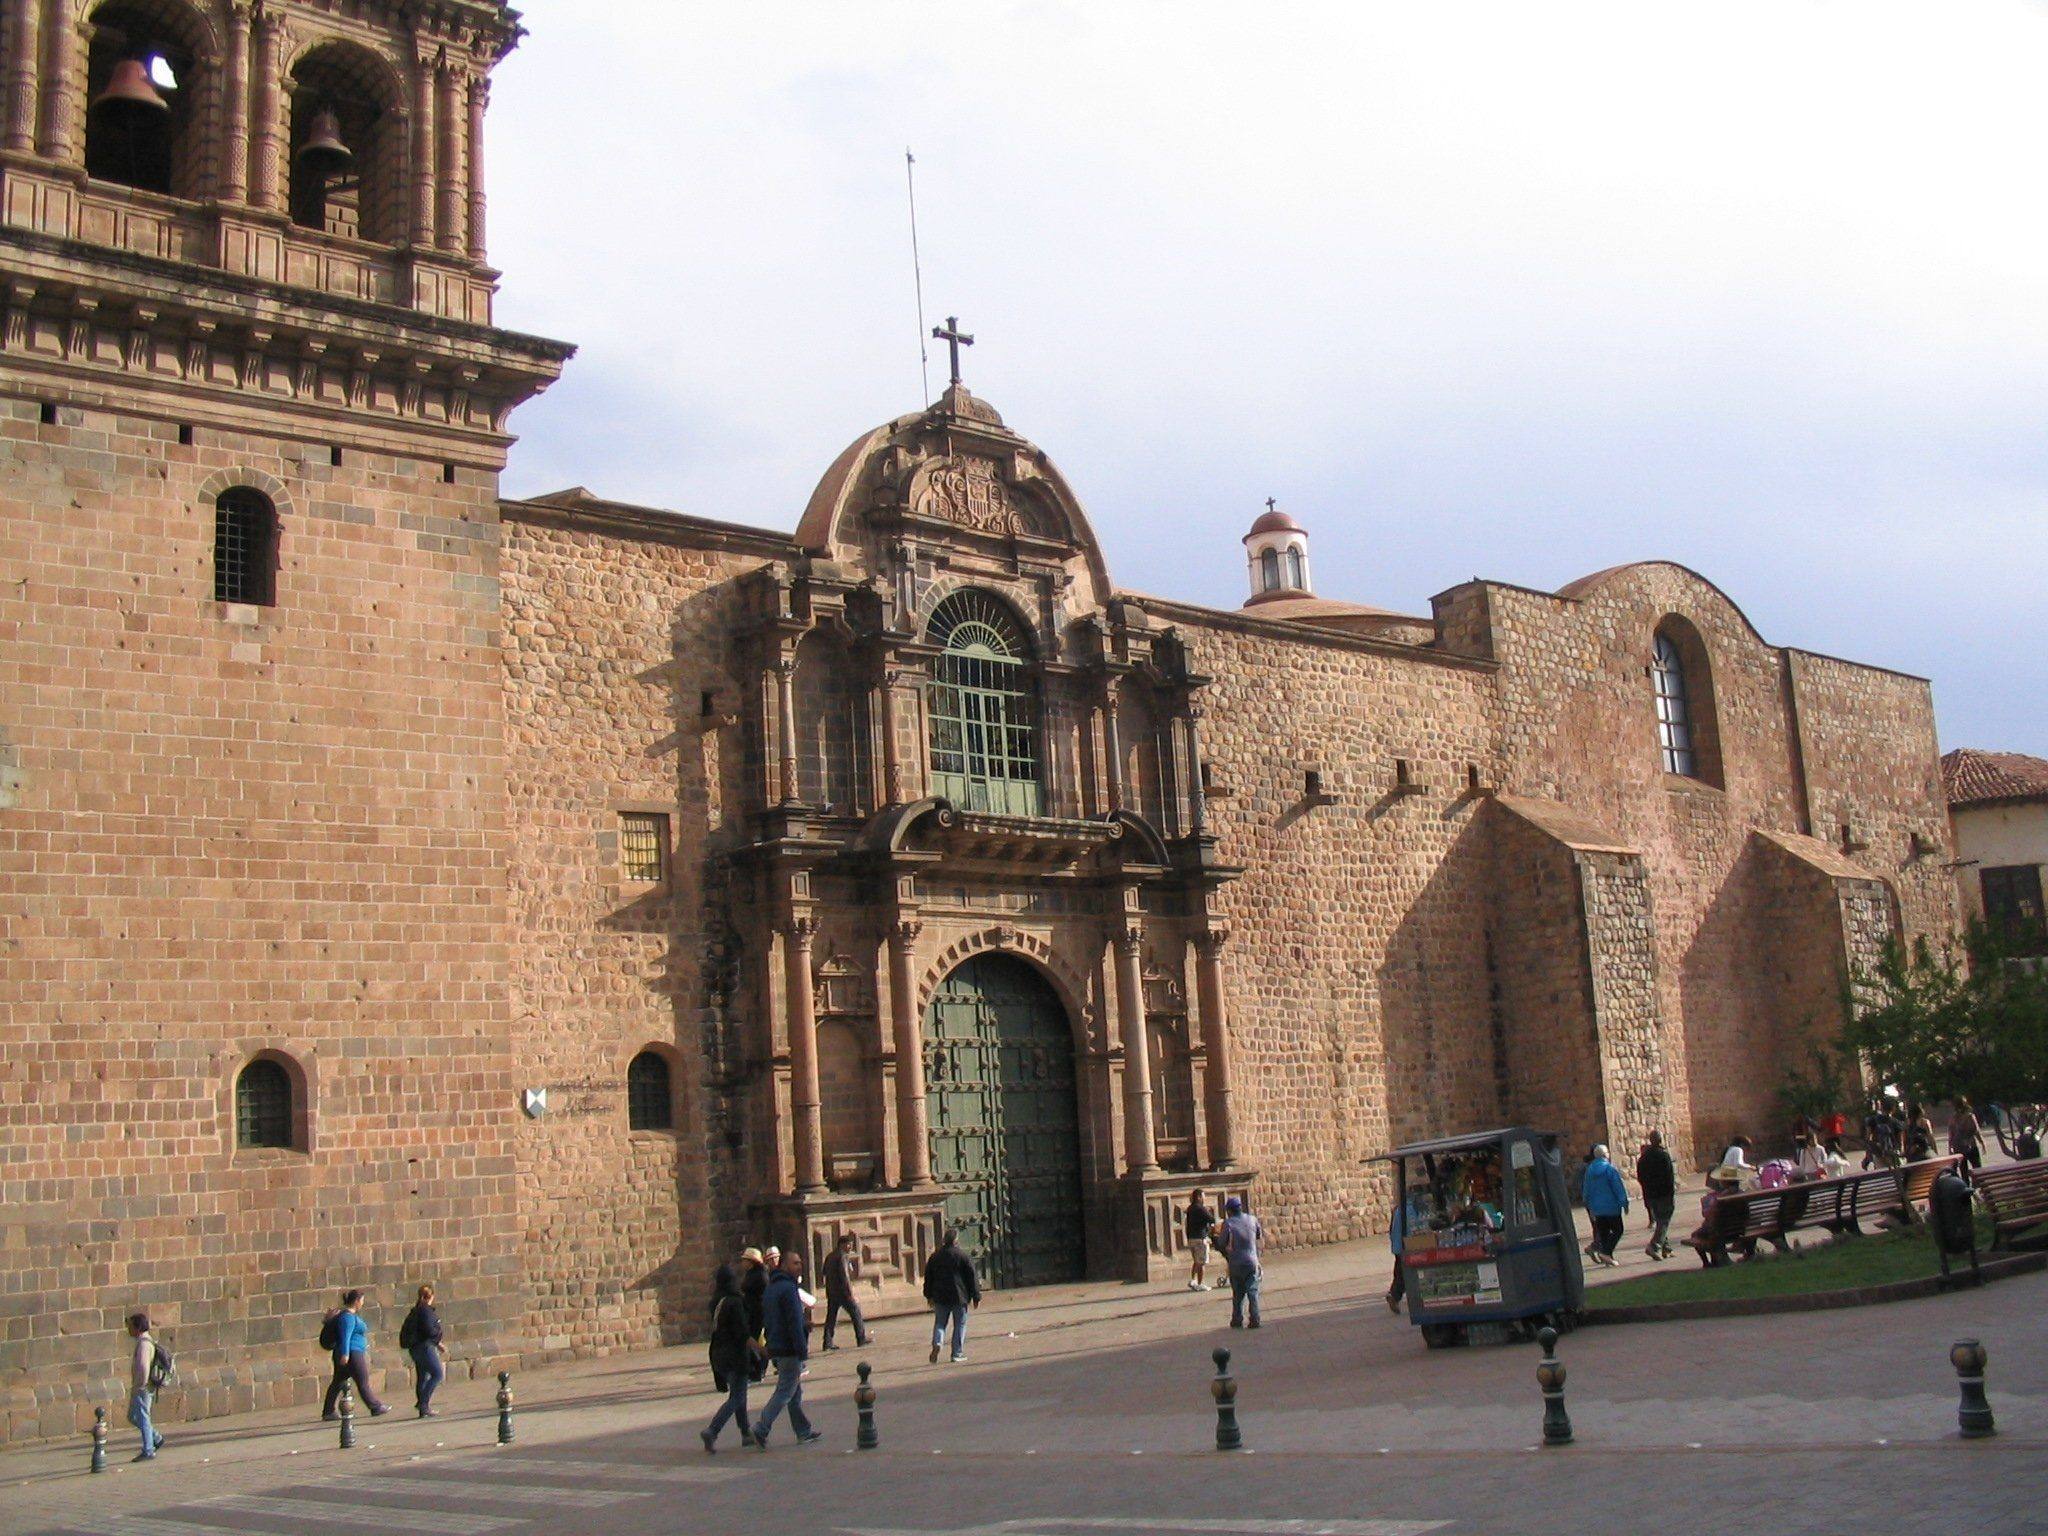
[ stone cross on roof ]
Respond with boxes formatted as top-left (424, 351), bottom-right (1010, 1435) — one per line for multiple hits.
top-left (932, 316), bottom-right (974, 387)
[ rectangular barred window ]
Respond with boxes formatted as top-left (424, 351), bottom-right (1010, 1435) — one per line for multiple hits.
top-left (619, 812), bottom-right (669, 884)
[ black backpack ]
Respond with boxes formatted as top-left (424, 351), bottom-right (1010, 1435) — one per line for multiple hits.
top-left (146, 1342), bottom-right (175, 1391)
top-left (398, 1308), bottom-right (419, 1350)
top-left (317, 1313), bottom-right (341, 1352)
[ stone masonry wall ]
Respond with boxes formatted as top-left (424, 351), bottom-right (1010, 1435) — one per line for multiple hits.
top-left (499, 510), bottom-right (772, 1355)
top-left (0, 394), bottom-right (520, 1443)
top-left (1146, 603), bottom-right (1502, 1248)
top-left (1578, 850), bottom-right (1668, 1159)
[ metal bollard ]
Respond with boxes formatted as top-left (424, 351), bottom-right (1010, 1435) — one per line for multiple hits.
top-left (1211, 1347), bottom-right (1243, 1451)
top-left (1536, 1327), bottom-right (1573, 1446)
top-left (496, 1371), bottom-right (515, 1445)
top-left (855, 1362), bottom-right (878, 1450)
top-left (90, 1407), bottom-right (108, 1474)
top-left (1951, 1339), bottom-right (1995, 1439)
top-left (338, 1378), bottom-right (357, 1450)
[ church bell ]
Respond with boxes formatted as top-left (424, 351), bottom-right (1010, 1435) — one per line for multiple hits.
top-left (90, 58), bottom-right (171, 131)
top-left (294, 108), bottom-right (353, 178)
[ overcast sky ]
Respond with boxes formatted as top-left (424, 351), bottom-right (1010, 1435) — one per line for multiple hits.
top-left (489, 2), bottom-right (2048, 756)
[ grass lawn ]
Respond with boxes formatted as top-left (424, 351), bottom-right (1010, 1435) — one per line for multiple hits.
top-left (1584, 1220), bottom-right (1999, 1309)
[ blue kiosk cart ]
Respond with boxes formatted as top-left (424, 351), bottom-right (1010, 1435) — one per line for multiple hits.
top-left (1373, 1127), bottom-right (1586, 1347)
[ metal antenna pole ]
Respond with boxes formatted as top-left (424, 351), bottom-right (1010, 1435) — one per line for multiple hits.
top-left (906, 148), bottom-right (931, 406)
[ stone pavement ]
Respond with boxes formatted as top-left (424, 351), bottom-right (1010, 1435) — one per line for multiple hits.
top-left (4, 1228), bottom-right (2044, 1536)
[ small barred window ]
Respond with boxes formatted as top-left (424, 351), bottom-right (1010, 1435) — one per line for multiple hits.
top-left (236, 1058), bottom-right (294, 1149)
top-left (627, 1051), bottom-right (673, 1131)
top-left (619, 813), bottom-right (669, 883)
top-left (214, 489), bottom-right (278, 606)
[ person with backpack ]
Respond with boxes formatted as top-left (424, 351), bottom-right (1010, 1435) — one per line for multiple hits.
top-left (1213, 1196), bottom-right (1265, 1328)
top-left (397, 1284), bottom-right (445, 1418)
top-left (920, 1229), bottom-right (981, 1363)
top-left (125, 1313), bottom-right (168, 1461)
top-left (319, 1289), bottom-right (390, 1421)
top-left (700, 1264), bottom-right (757, 1451)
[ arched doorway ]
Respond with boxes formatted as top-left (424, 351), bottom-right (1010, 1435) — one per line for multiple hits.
top-left (924, 954), bottom-right (1084, 1287)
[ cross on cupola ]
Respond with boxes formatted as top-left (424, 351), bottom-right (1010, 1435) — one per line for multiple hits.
top-left (932, 315), bottom-right (974, 387)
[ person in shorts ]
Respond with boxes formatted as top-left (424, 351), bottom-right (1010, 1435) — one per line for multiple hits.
top-left (1182, 1189), bottom-right (1216, 1292)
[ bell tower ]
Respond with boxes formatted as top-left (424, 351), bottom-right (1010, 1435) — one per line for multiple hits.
top-left (0, 2), bottom-right (573, 1439)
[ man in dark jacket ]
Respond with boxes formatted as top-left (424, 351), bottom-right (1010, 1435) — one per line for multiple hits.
top-left (749, 1250), bottom-right (819, 1449)
top-left (820, 1234), bottom-right (869, 1350)
top-left (1636, 1130), bottom-right (1677, 1261)
top-left (921, 1229), bottom-right (980, 1364)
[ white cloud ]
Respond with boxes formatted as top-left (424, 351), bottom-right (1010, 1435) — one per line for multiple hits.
top-left (490, 0), bottom-right (2048, 753)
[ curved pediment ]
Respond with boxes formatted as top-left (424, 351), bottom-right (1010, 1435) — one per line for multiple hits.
top-left (793, 384), bottom-right (1114, 612)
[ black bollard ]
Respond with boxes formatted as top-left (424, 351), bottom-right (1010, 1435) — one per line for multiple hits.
top-left (89, 1407), bottom-right (107, 1474)
top-left (855, 1362), bottom-right (878, 1450)
top-left (1536, 1327), bottom-right (1573, 1446)
top-left (1951, 1339), bottom-right (1995, 1439)
top-left (496, 1371), bottom-right (515, 1445)
top-left (338, 1378), bottom-right (357, 1450)
top-left (1211, 1347), bottom-right (1243, 1451)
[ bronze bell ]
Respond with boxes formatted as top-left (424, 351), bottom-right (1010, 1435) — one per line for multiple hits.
top-left (295, 108), bottom-right (352, 178)
top-left (91, 58), bottom-right (171, 130)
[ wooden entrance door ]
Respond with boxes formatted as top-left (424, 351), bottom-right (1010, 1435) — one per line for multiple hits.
top-left (923, 955), bottom-right (1085, 1288)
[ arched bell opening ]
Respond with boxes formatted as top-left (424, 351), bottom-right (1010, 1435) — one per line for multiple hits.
top-left (287, 42), bottom-right (403, 243)
top-left (84, 0), bottom-right (209, 198)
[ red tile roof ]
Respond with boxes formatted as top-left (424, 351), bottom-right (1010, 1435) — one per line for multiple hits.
top-left (1942, 748), bottom-right (2048, 807)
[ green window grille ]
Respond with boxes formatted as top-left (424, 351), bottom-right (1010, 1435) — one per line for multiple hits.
top-left (236, 1058), bottom-right (293, 1149)
top-left (627, 1051), bottom-right (673, 1131)
top-left (925, 592), bottom-right (1042, 818)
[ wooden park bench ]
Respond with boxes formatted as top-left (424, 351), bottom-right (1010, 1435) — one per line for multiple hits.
top-left (1684, 1156), bottom-right (1963, 1267)
top-left (1971, 1158), bottom-right (2048, 1249)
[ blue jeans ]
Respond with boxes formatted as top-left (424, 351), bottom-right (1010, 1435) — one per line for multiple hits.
top-left (409, 1343), bottom-right (444, 1412)
top-left (704, 1374), bottom-right (749, 1445)
top-left (930, 1303), bottom-right (968, 1358)
top-left (1228, 1266), bottom-right (1261, 1327)
top-left (752, 1356), bottom-right (811, 1442)
top-left (127, 1389), bottom-right (161, 1455)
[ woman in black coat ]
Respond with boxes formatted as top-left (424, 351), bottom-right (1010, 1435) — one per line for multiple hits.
top-left (700, 1264), bottom-right (755, 1452)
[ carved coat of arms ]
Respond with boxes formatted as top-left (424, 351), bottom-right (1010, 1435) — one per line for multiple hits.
top-left (913, 455), bottom-right (1024, 536)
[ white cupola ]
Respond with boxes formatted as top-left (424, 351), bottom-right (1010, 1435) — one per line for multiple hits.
top-left (1242, 499), bottom-right (1312, 606)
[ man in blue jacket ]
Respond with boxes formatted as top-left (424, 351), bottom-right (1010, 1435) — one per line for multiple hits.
top-left (1580, 1145), bottom-right (1630, 1267)
top-left (750, 1250), bottom-right (821, 1449)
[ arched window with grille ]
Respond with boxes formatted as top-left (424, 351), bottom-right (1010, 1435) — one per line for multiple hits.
top-left (214, 488), bottom-right (278, 606)
top-left (1259, 548), bottom-right (1281, 592)
top-left (1650, 619), bottom-right (1722, 785)
top-left (627, 1050), bottom-right (673, 1131)
top-left (235, 1056), bottom-right (300, 1150)
top-left (1285, 547), bottom-right (1306, 589)
top-left (925, 591), bottom-right (1042, 817)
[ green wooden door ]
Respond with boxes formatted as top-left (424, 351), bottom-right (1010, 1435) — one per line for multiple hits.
top-left (924, 955), bottom-right (1084, 1288)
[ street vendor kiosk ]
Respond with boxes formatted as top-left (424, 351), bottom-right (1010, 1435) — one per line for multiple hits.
top-left (1373, 1127), bottom-right (1585, 1347)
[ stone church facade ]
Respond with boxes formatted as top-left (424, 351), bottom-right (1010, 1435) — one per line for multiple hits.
top-left (0, 1), bottom-right (1955, 1441)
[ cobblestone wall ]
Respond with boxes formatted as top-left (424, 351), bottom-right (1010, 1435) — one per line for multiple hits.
top-left (0, 397), bottom-right (521, 1442)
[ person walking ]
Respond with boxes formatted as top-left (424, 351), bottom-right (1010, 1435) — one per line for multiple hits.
top-left (1906, 1104), bottom-right (1936, 1163)
top-left (1949, 1097), bottom-right (1985, 1171)
top-left (397, 1284), bottom-right (445, 1418)
top-left (1183, 1190), bottom-right (1217, 1292)
top-left (1214, 1196), bottom-right (1264, 1329)
top-left (750, 1250), bottom-right (820, 1449)
top-left (319, 1289), bottom-right (390, 1421)
top-left (738, 1248), bottom-right (769, 1340)
top-left (125, 1313), bottom-right (166, 1462)
top-left (921, 1229), bottom-right (981, 1363)
top-left (1580, 1145), bottom-right (1630, 1266)
top-left (820, 1234), bottom-right (870, 1350)
top-left (700, 1264), bottom-right (757, 1451)
top-left (1635, 1131), bottom-right (1677, 1260)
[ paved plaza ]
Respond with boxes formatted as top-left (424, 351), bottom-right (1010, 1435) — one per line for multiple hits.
top-left (4, 1239), bottom-right (2044, 1536)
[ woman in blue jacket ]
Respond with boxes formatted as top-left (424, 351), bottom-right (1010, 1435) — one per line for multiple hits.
top-left (1580, 1146), bottom-right (1630, 1267)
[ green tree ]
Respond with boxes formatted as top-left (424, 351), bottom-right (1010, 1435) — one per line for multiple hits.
top-left (1846, 920), bottom-right (2048, 1137)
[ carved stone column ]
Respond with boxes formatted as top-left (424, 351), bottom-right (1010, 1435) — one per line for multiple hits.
top-left (1192, 928), bottom-right (1236, 1168)
top-left (1100, 687), bottom-right (1126, 813)
top-left (876, 667), bottom-right (907, 806)
top-left (784, 914), bottom-right (826, 1194)
top-left (887, 917), bottom-right (933, 1187)
top-left (465, 73), bottom-right (488, 259)
top-left (248, 7), bottom-right (285, 211)
top-left (434, 60), bottom-right (465, 252)
top-left (4, 0), bottom-right (40, 153)
top-left (1114, 920), bottom-right (1158, 1173)
top-left (38, 5), bottom-right (84, 164)
top-left (409, 46), bottom-right (437, 246)
top-left (775, 656), bottom-right (800, 805)
top-left (1183, 706), bottom-right (1208, 837)
top-left (218, 4), bottom-right (252, 203)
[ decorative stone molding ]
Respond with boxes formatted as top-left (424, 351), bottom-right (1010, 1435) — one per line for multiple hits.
top-left (914, 923), bottom-right (1096, 1037)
